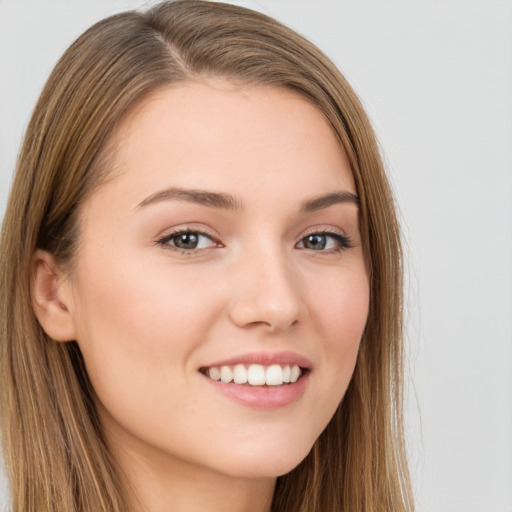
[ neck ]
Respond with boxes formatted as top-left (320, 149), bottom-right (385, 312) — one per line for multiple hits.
top-left (130, 463), bottom-right (275, 512)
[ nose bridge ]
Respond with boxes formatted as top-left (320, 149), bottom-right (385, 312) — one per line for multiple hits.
top-left (228, 242), bottom-right (302, 332)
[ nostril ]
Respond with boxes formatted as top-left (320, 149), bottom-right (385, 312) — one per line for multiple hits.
top-left (227, 258), bottom-right (303, 331)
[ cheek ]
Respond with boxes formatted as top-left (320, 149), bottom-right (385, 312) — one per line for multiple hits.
top-left (305, 259), bottom-right (369, 397)
top-left (71, 255), bottom-right (222, 395)
top-left (70, 256), bottom-right (231, 458)
top-left (310, 263), bottom-right (369, 347)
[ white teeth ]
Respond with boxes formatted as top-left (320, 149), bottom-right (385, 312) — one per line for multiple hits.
top-left (290, 365), bottom-right (301, 383)
top-left (233, 364), bottom-right (248, 384)
top-left (247, 364), bottom-right (266, 385)
top-left (205, 363), bottom-right (303, 386)
top-left (208, 367), bottom-right (221, 381)
top-left (220, 366), bottom-right (233, 383)
top-left (265, 364), bottom-right (283, 386)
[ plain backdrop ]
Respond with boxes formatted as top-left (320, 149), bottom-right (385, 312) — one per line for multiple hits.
top-left (1, 1), bottom-right (511, 511)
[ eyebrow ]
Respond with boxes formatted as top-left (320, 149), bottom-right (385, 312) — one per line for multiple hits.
top-left (299, 191), bottom-right (360, 213)
top-left (137, 186), bottom-right (359, 212)
top-left (137, 187), bottom-right (243, 211)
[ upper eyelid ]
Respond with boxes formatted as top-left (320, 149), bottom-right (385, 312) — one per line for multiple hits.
top-left (158, 225), bottom-right (350, 240)
top-left (156, 229), bottom-right (206, 247)
top-left (157, 230), bottom-right (220, 255)
top-left (297, 231), bottom-right (352, 246)
top-left (155, 223), bottom-right (352, 246)
top-left (298, 226), bottom-right (352, 244)
top-left (300, 226), bottom-right (347, 236)
top-left (159, 226), bottom-right (347, 239)
top-left (157, 226), bottom-right (218, 241)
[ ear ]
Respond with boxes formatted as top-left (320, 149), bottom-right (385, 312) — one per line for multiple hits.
top-left (31, 250), bottom-right (77, 342)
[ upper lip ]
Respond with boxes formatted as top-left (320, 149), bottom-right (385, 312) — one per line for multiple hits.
top-left (201, 351), bottom-right (313, 369)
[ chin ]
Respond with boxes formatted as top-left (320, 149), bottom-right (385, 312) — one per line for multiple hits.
top-left (216, 441), bottom-right (314, 480)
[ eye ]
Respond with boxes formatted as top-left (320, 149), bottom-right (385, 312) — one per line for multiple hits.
top-left (296, 231), bottom-right (353, 252)
top-left (158, 230), bottom-right (218, 252)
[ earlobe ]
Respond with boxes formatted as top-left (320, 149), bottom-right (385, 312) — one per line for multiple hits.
top-left (31, 250), bottom-right (76, 342)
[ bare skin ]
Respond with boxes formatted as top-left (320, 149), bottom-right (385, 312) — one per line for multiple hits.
top-left (32, 80), bottom-right (369, 512)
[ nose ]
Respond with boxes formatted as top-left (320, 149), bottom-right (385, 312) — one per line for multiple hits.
top-left (228, 248), bottom-right (303, 333)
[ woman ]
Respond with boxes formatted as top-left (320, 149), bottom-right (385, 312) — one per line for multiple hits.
top-left (0, 1), bottom-right (413, 511)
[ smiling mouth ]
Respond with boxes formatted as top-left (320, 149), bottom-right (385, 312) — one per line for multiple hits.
top-left (199, 364), bottom-right (304, 386)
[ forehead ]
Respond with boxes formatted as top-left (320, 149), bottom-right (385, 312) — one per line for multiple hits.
top-left (96, 79), bottom-right (355, 207)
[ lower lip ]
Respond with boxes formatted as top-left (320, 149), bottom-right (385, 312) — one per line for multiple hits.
top-left (201, 372), bottom-right (310, 410)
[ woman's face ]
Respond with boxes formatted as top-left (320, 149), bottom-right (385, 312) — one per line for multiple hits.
top-left (66, 81), bottom-right (369, 480)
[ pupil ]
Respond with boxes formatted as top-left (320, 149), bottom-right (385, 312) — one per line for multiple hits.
top-left (175, 233), bottom-right (198, 249)
top-left (306, 234), bottom-right (326, 250)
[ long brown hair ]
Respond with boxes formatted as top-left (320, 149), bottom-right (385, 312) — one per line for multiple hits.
top-left (0, 1), bottom-right (413, 510)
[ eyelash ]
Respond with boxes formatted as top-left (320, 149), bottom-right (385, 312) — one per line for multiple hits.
top-left (297, 229), bottom-right (354, 253)
top-left (157, 228), bottom-right (354, 255)
top-left (157, 229), bottom-right (221, 256)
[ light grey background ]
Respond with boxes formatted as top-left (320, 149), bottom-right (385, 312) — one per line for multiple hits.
top-left (1, 1), bottom-right (511, 511)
